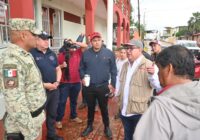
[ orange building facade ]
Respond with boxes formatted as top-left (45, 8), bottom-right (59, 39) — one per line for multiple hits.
top-left (0, 0), bottom-right (131, 49)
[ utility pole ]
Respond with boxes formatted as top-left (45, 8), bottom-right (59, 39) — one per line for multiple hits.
top-left (138, 0), bottom-right (141, 37)
top-left (143, 9), bottom-right (146, 27)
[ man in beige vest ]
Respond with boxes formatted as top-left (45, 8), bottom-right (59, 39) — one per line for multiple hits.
top-left (116, 39), bottom-right (161, 140)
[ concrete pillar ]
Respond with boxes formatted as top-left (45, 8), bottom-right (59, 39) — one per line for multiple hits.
top-left (123, 21), bottom-right (126, 43)
top-left (107, 0), bottom-right (114, 50)
top-left (34, 0), bottom-right (43, 30)
top-left (126, 23), bottom-right (130, 42)
top-left (117, 21), bottom-right (121, 48)
top-left (85, 9), bottom-right (95, 36)
top-left (85, 0), bottom-right (98, 36)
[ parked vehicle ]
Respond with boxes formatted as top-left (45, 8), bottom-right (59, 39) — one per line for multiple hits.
top-left (175, 40), bottom-right (200, 80)
top-left (194, 59), bottom-right (200, 80)
top-left (176, 40), bottom-right (200, 56)
top-left (144, 30), bottom-right (159, 40)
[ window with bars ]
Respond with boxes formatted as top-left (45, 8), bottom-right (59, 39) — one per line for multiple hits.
top-left (42, 6), bottom-right (62, 52)
top-left (0, 1), bottom-right (9, 48)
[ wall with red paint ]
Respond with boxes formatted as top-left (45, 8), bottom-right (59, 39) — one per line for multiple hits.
top-left (9, 0), bottom-right (34, 19)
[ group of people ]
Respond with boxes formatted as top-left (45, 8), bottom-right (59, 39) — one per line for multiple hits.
top-left (0, 18), bottom-right (117, 140)
top-left (0, 17), bottom-right (200, 140)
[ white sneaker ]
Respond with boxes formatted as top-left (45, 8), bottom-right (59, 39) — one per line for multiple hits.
top-left (70, 117), bottom-right (83, 123)
top-left (55, 121), bottom-right (62, 129)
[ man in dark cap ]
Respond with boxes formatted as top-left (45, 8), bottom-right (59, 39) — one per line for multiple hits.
top-left (31, 31), bottom-right (63, 140)
top-left (149, 40), bottom-right (162, 61)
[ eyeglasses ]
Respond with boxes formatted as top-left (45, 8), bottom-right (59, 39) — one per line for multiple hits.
top-left (125, 46), bottom-right (138, 51)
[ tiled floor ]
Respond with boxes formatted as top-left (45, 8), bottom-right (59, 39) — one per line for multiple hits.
top-left (0, 97), bottom-right (124, 140)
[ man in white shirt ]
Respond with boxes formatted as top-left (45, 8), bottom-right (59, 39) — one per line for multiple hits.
top-left (116, 39), bottom-right (161, 140)
top-left (116, 47), bottom-right (128, 76)
top-left (114, 47), bottom-right (128, 119)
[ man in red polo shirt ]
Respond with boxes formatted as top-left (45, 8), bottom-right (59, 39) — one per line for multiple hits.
top-left (55, 39), bottom-right (87, 129)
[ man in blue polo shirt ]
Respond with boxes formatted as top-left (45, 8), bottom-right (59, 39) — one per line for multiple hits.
top-left (31, 31), bottom-right (63, 140)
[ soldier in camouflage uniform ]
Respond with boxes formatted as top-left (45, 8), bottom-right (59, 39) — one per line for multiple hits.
top-left (0, 18), bottom-right (46, 140)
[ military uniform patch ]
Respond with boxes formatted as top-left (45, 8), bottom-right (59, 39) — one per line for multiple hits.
top-left (3, 64), bottom-right (18, 89)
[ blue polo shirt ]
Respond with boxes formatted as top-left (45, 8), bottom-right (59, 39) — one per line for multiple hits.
top-left (31, 48), bottom-right (58, 83)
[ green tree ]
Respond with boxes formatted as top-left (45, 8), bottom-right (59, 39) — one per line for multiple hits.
top-left (129, 5), bottom-right (134, 39)
top-left (188, 12), bottom-right (200, 34)
top-left (175, 29), bottom-right (189, 37)
top-left (130, 5), bottom-right (134, 27)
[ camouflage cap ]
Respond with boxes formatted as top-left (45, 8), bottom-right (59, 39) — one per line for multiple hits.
top-left (9, 18), bottom-right (41, 35)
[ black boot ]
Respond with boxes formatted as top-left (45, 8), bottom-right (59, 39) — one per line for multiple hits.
top-left (104, 127), bottom-right (112, 139)
top-left (81, 125), bottom-right (93, 137)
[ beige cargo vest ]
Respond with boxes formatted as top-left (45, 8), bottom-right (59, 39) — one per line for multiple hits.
top-left (118, 56), bottom-right (153, 115)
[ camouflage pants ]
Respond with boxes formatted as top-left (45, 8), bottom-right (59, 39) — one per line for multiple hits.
top-left (4, 111), bottom-right (45, 140)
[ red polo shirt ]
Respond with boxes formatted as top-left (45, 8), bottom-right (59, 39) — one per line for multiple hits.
top-left (58, 49), bottom-right (82, 83)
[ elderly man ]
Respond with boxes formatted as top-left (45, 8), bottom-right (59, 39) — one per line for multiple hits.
top-left (31, 31), bottom-right (63, 140)
top-left (134, 45), bottom-right (200, 140)
top-left (0, 18), bottom-right (46, 140)
top-left (116, 39), bottom-right (161, 140)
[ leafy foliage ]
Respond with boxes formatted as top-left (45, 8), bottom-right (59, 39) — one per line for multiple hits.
top-left (175, 29), bottom-right (189, 37)
top-left (188, 12), bottom-right (200, 34)
top-left (130, 5), bottom-right (134, 27)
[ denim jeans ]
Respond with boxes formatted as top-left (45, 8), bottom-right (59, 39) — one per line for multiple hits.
top-left (56, 82), bottom-right (81, 121)
top-left (120, 114), bottom-right (142, 140)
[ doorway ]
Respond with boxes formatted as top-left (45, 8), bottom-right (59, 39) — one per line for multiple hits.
top-left (42, 6), bottom-right (62, 51)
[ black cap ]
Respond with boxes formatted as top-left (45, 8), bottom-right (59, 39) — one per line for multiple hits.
top-left (38, 31), bottom-right (53, 40)
top-left (149, 40), bottom-right (160, 46)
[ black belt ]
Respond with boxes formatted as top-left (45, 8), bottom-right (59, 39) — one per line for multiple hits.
top-left (89, 82), bottom-right (108, 87)
top-left (30, 104), bottom-right (45, 118)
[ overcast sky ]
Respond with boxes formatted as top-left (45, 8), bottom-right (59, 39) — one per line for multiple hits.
top-left (131, 0), bottom-right (200, 31)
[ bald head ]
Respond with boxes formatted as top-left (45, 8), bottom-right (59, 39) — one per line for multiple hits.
top-left (10, 30), bottom-right (37, 51)
top-left (10, 30), bottom-right (21, 43)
